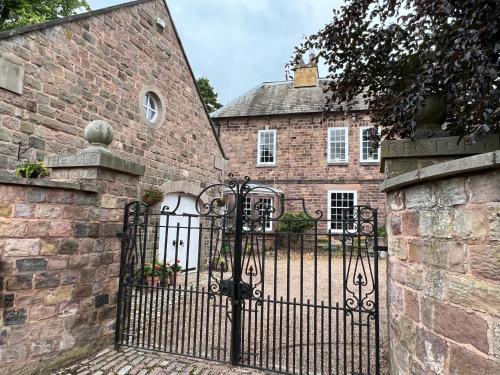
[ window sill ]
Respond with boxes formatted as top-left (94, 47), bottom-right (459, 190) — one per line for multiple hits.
top-left (256, 164), bottom-right (276, 168)
top-left (327, 162), bottom-right (349, 166)
top-left (360, 161), bottom-right (380, 166)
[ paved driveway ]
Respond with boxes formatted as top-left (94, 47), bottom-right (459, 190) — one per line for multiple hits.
top-left (56, 347), bottom-right (267, 375)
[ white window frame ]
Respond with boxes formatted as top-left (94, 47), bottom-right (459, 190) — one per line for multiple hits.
top-left (243, 196), bottom-right (252, 231)
top-left (359, 126), bottom-right (381, 163)
top-left (327, 127), bottom-right (349, 164)
top-left (327, 190), bottom-right (357, 234)
top-left (258, 197), bottom-right (274, 231)
top-left (143, 93), bottom-right (158, 123)
top-left (257, 129), bottom-right (277, 166)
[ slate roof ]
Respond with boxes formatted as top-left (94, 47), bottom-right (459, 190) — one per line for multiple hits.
top-left (212, 79), bottom-right (368, 119)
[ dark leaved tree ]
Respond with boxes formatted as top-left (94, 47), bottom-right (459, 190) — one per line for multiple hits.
top-left (197, 77), bottom-right (223, 113)
top-left (0, 0), bottom-right (90, 31)
top-left (293, 0), bottom-right (499, 142)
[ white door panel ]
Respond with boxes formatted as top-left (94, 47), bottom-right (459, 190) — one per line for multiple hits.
top-left (158, 194), bottom-right (199, 272)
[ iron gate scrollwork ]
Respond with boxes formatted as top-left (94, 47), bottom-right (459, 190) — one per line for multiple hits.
top-left (115, 174), bottom-right (381, 374)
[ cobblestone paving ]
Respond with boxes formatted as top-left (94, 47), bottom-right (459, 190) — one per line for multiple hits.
top-left (55, 347), bottom-right (267, 375)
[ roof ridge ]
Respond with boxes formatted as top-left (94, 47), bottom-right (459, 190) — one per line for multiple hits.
top-left (0, 0), bottom-right (153, 40)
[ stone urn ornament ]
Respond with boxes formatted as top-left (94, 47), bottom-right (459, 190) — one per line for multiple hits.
top-left (83, 120), bottom-right (114, 153)
top-left (414, 94), bottom-right (448, 139)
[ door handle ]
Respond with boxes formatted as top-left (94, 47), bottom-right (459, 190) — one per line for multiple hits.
top-left (173, 240), bottom-right (185, 247)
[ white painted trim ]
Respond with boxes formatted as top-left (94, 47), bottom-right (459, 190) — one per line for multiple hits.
top-left (359, 126), bottom-right (381, 163)
top-left (327, 189), bottom-right (358, 234)
top-left (257, 129), bottom-right (277, 166)
top-left (327, 127), bottom-right (349, 163)
top-left (258, 196), bottom-right (274, 231)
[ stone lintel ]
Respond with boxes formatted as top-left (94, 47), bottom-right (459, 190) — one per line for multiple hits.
top-left (44, 150), bottom-right (145, 176)
top-left (380, 135), bottom-right (500, 172)
top-left (0, 172), bottom-right (98, 193)
top-left (380, 150), bottom-right (500, 192)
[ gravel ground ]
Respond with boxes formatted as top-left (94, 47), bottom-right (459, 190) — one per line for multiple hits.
top-left (118, 253), bottom-right (388, 374)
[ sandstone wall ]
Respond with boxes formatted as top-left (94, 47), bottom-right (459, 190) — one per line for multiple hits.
top-left (385, 156), bottom-right (500, 374)
top-left (0, 0), bottom-right (224, 188)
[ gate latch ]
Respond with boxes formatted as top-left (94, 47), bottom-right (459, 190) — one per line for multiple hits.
top-left (219, 279), bottom-right (253, 300)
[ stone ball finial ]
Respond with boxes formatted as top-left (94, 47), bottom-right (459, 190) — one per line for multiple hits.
top-left (84, 120), bottom-right (113, 152)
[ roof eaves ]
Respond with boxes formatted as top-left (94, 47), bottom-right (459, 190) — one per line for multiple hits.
top-left (0, 0), bottom-right (152, 40)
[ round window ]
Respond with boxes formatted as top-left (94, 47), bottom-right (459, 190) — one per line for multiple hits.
top-left (143, 93), bottom-right (159, 123)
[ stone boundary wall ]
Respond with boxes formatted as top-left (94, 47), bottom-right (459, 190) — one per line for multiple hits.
top-left (382, 151), bottom-right (499, 374)
top-left (0, 171), bottom-right (137, 374)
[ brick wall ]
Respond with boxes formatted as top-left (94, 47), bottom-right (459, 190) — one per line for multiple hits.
top-left (217, 113), bottom-right (386, 230)
top-left (0, 0), bottom-right (223, 188)
top-left (386, 168), bottom-right (500, 374)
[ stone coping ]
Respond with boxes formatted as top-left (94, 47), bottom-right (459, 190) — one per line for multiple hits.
top-left (380, 134), bottom-right (500, 172)
top-left (0, 172), bottom-right (99, 193)
top-left (44, 150), bottom-right (145, 176)
top-left (380, 150), bottom-right (500, 192)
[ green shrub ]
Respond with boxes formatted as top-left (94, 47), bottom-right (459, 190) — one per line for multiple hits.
top-left (15, 161), bottom-right (50, 179)
top-left (276, 212), bottom-right (314, 233)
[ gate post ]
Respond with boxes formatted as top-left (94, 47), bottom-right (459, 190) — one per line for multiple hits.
top-left (114, 202), bottom-right (131, 349)
top-left (230, 189), bottom-right (244, 365)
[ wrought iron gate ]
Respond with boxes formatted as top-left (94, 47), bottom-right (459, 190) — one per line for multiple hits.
top-left (115, 175), bottom-right (380, 374)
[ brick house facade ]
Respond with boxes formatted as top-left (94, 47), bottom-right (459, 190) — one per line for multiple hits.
top-left (0, 0), bottom-right (226, 372)
top-left (213, 59), bottom-right (386, 233)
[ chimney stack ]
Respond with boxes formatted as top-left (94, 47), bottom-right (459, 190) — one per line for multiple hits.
top-left (293, 53), bottom-right (318, 88)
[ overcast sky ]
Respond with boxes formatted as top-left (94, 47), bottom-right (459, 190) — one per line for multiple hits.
top-left (88, 0), bottom-right (340, 104)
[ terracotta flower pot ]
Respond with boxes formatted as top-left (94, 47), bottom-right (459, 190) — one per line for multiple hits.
top-left (168, 272), bottom-right (181, 286)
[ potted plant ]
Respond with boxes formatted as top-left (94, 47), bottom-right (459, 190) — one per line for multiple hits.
top-left (15, 161), bottom-right (50, 179)
top-left (142, 186), bottom-right (163, 206)
top-left (167, 260), bottom-right (182, 285)
top-left (142, 261), bottom-right (169, 287)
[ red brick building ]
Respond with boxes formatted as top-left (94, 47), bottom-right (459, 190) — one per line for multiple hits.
top-left (213, 59), bottom-right (386, 233)
top-left (0, 0), bottom-right (225, 372)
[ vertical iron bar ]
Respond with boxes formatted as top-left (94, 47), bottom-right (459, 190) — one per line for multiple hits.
top-left (321, 301), bottom-right (325, 374)
top-left (336, 303), bottom-right (339, 375)
top-left (181, 216), bottom-right (193, 354)
top-left (175, 284), bottom-right (182, 352)
top-left (199, 286), bottom-right (205, 356)
top-left (286, 221), bottom-right (291, 374)
top-left (272, 228), bottom-right (278, 370)
top-left (149, 221), bottom-right (159, 349)
top-left (293, 297), bottom-right (297, 374)
top-left (313, 220), bottom-right (318, 375)
top-left (279, 296), bottom-right (283, 373)
top-left (158, 214), bottom-right (171, 351)
top-left (266, 294), bottom-right (271, 370)
top-left (231, 187), bottom-right (245, 365)
top-left (137, 207), bottom-right (149, 347)
top-left (187, 285), bottom-right (194, 355)
top-left (328, 231), bottom-right (333, 375)
top-left (373, 208), bottom-right (380, 375)
top-left (306, 299), bottom-right (310, 374)
top-left (169, 222), bottom-right (181, 351)
top-left (114, 202), bottom-right (131, 349)
top-left (147, 221), bottom-right (159, 349)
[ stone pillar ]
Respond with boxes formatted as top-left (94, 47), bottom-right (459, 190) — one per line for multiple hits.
top-left (381, 151), bottom-right (500, 374)
top-left (0, 121), bottom-right (146, 374)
